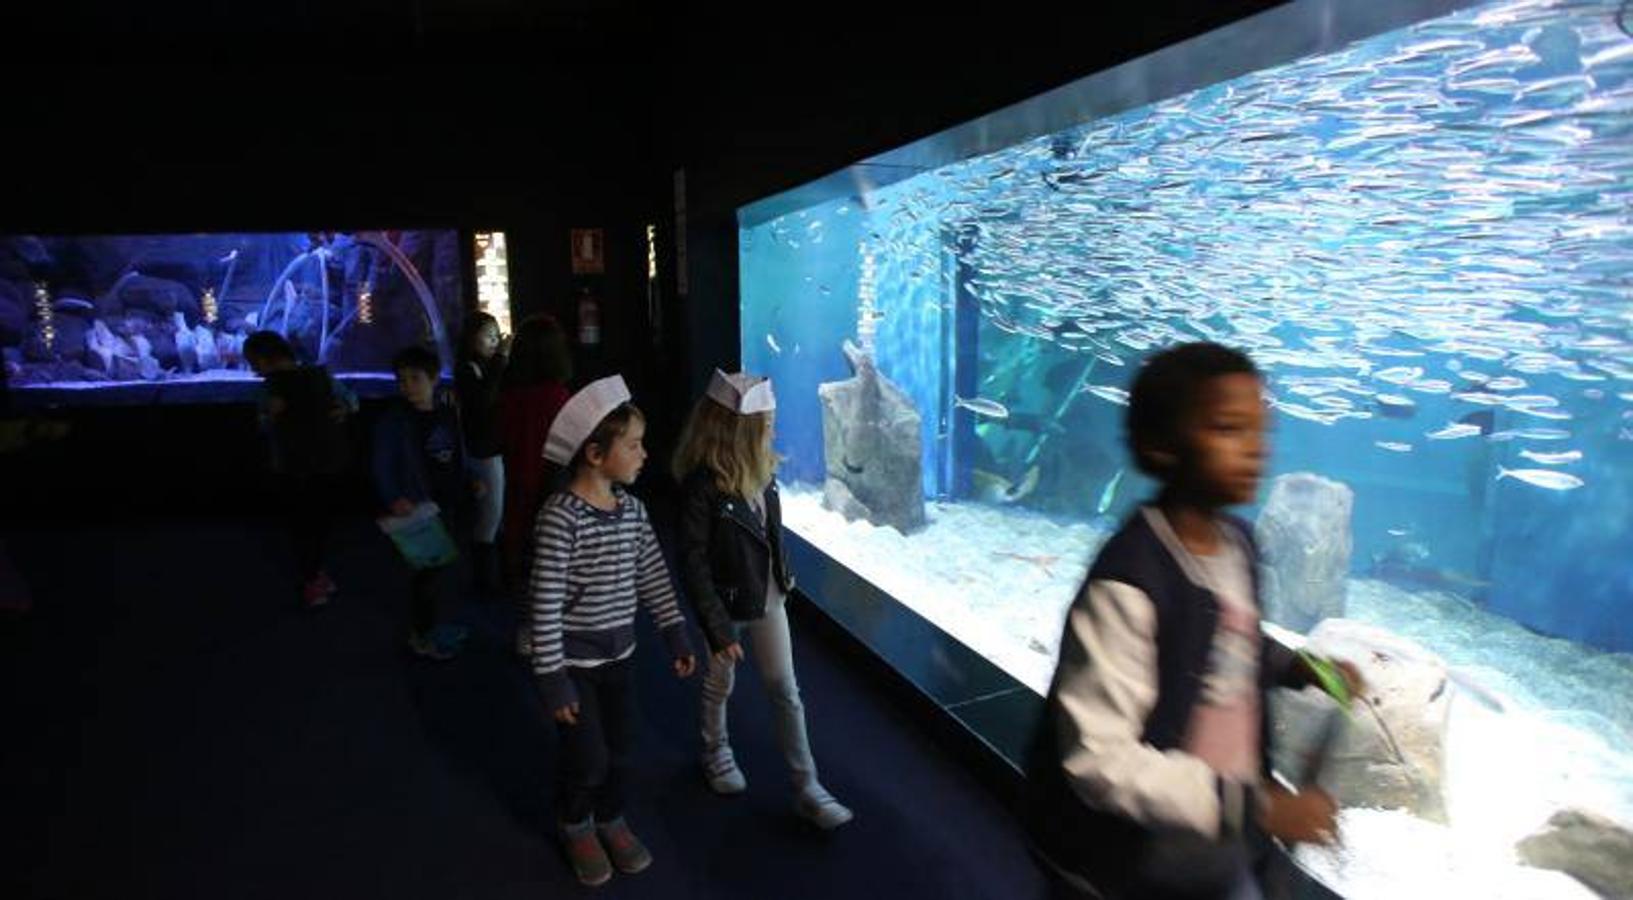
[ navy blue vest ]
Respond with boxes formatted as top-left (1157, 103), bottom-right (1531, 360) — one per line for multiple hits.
top-left (1024, 509), bottom-right (1290, 893)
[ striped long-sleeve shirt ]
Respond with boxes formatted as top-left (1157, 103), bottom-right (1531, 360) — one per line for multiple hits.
top-left (530, 487), bottom-right (692, 710)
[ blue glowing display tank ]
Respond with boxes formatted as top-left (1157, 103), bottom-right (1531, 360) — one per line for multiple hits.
top-left (740, 1), bottom-right (1633, 895)
top-left (0, 230), bottom-right (465, 404)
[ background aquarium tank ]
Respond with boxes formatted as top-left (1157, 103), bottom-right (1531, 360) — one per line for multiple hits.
top-left (0, 230), bottom-right (465, 404)
top-left (739, 0), bottom-right (1633, 896)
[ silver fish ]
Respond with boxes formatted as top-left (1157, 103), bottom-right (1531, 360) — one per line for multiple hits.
top-left (1497, 467), bottom-right (1584, 491)
top-left (1275, 402), bottom-right (1343, 425)
top-left (1446, 45), bottom-right (1539, 80)
top-left (765, 334), bottom-right (782, 355)
top-left (1505, 394), bottom-right (1559, 409)
top-left (1097, 468), bottom-right (1126, 515)
top-left (1518, 449), bottom-right (1582, 465)
top-left (955, 396), bottom-right (1011, 420)
top-left (1083, 384), bottom-right (1130, 406)
top-left (1408, 379), bottom-right (1453, 394)
top-left (1427, 423), bottom-right (1482, 440)
top-left (1490, 428), bottom-right (1572, 442)
top-left (1375, 366), bottom-right (1424, 385)
top-left (1511, 406), bottom-right (1572, 421)
top-left (1584, 41), bottom-right (1633, 69)
top-left (1376, 441), bottom-right (1413, 453)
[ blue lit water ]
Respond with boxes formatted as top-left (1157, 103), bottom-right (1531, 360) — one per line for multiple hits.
top-left (742, 0), bottom-right (1633, 656)
top-left (746, 5), bottom-right (1633, 890)
top-left (2, 231), bottom-right (465, 403)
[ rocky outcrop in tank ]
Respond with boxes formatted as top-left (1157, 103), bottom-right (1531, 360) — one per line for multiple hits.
top-left (1271, 619), bottom-right (1453, 823)
top-left (1255, 472), bottom-right (1354, 633)
top-left (818, 341), bottom-right (925, 533)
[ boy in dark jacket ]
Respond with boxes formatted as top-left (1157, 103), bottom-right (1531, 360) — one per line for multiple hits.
top-left (1026, 343), bottom-right (1361, 900)
top-left (373, 345), bottom-right (481, 659)
top-left (245, 331), bottom-right (357, 609)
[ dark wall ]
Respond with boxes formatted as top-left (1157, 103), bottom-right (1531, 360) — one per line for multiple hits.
top-left (2, 64), bottom-right (656, 317)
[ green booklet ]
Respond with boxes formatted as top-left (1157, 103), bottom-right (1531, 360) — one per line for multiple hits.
top-left (378, 502), bottom-right (460, 570)
top-left (1298, 649), bottom-right (1354, 711)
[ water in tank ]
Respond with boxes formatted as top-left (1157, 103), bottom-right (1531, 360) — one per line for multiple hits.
top-left (0, 230), bottom-right (465, 404)
top-left (738, 1), bottom-right (1633, 895)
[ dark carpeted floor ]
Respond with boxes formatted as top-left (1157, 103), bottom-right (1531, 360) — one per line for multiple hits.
top-left (1, 503), bottom-right (1048, 899)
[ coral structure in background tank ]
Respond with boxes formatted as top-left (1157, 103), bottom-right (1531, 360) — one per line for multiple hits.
top-left (739, 0), bottom-right (1633, 896)
top-left (0, 230), bottom-right (465, 404)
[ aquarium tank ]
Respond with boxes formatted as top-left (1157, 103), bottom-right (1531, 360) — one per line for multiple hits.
top-left (739, 0), bottom-right (1633, 896)
top-left (0, 230), bottom-right (465, 405)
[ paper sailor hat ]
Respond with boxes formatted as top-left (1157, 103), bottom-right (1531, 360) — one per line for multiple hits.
top-left (705, 369), bottom-right (776, 414)
top-left (544, 374), bottom-right (633, 465)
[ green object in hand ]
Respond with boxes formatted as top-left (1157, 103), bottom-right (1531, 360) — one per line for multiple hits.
top-left (378, 502), bottom-right (460, 570)
top-left (1299, 650), bottom-right (1353, 712)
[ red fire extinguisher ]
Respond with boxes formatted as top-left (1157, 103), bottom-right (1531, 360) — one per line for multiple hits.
top-left (576, 287), bottom-right (601, 347)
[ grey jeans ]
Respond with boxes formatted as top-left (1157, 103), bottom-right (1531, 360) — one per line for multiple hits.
top-left (699, 591), bottom-right (818, 790)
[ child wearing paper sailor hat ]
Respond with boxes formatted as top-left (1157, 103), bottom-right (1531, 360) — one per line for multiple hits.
top-left (530, 374), bottom-right (698, 885)
top-left (670, 369), bottom-right (854, 830)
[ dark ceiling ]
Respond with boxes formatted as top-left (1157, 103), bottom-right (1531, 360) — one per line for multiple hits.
top-left (1, 1), bottom-right (1287, 229)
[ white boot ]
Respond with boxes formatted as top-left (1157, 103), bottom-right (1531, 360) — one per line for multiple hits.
top-left (702, 743), bottom-right (747, 794)
top-left (701, 651), bottom-right (745, 794)
top-left (794, 782), bottom-right (853, 830)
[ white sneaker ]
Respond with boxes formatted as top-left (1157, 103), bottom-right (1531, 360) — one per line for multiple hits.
top-left (794, 784), bottom-right (853, 830)
top-left (702, 746), bottom-right (747, 795)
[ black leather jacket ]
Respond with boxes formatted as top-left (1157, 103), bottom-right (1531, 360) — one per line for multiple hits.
top-left (678, 468), bottom-right (795, 652)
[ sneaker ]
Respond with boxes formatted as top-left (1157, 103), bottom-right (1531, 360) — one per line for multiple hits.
top-left (301, 578), bottom-right (331, 609)
top-left (314, 571), bottom-right (338, 596)
top-left (596, 817), bottom-right (653, 874)
top-left (561, 818), bottom-right (613, 886)
top-left (794, 784), bottom-right (853, 830)
top-left (408, 631), bottom-right (455, 661)
top-left (701, 745), bottom-right (747, 795)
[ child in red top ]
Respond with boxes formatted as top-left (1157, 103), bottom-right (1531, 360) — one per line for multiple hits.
top-left (498, 314), bottom-right (573, 650)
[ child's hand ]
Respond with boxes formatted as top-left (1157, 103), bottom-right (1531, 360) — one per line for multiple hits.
top-left (390, 498), bottom-right (415, 517)
top-left (673, 655), bottom-right (697, 678)
top-left (554, 702), bottom-right (580, 725)
top-left (498, 334), bottom-right (514, 357)
top-left (714, 642), bottom-right (744, 665)
top-left (328, 399), bottom-right (348, 423)
top-left (266, 396), bottom-right (287, 417)
top-left (471, 480), bottom-right (488, 500)
top-left (1260, 784), bottom-right (1339, 845)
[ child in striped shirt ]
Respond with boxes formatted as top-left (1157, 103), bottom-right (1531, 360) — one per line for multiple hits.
top-left (530, 374), bottom-right (696, 887)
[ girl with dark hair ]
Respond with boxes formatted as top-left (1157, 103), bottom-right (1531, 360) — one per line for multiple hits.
top-left (455, 311), bottom-right (511, 592)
